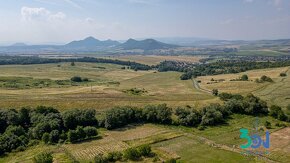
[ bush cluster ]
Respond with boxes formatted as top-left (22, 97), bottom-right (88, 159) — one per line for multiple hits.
top-left (94, 144), bottom-right (153, 163)
top-left (0, 107), bottom-right (99, 156)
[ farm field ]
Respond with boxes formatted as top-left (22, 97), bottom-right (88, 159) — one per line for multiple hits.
top-left (0, 62), bottom-right (215, 110)
top-left (107, 55), bottom-right (205, 65)
top-left (197, 66), bottom-right (290, 108)
top-left (1, 122), bottom-right (288, 163)
top-left (236, 50), bottom-right (289, 56)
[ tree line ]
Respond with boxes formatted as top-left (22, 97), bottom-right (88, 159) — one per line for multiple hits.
top-left (101, 93), bottom-right (288, 130)
top-left (0, 107), bottom-right (98, 155)
top-left (156, 60), bottom-right (290, 80)
top-left (1, 94), bottom-right (289, 156)
top-left (0, 56), bottom-right (152, 71)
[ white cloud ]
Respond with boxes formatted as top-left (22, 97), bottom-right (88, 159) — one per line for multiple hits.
top-left (21, 6), bottom-right (66, 22)
top-left (21, 7), bottom-right (50, 21)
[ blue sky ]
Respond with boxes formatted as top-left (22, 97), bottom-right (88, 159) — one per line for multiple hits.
top-left (0, 0), bottom-right (289, 44)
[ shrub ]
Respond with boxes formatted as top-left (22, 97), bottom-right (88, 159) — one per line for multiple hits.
top-left (212, 89), bottom-right (219, 96)
top-left (83, 126), bottom-right (98, 138)
top-left (165, 158), bottom-right (177, 163)
top-left (260, 75), bottom-right (273, 82)
top-left (33, 152), bottom-right (53, 163)
top-left (280, 72), bottom-right (287, 77)
top-left (241, 74), bottom-right (248, 81)
top-left (41, 133), bottom-right (50, 144)
top-left (264, 121), bottom-right (271, 129)
top-left (106, 151), bottom-right (122, 162)
top-left (137, 144), bottom-right (152, 157)
top-left (269, 105), bottom-right (282, 118)
top-left (94, 154), bottom-right (108, 163)
top-left (198, 125), bottom-right (206, 130)
top-left (83, 78), bottom-right (89, 82)
top-left (123, 147), bottom-right (141, 161)
top-left (70, 76), bottom-right (82, 82)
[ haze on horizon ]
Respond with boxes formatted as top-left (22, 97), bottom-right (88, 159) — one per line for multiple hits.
top-left (0, 0), bottom-right (290, 45)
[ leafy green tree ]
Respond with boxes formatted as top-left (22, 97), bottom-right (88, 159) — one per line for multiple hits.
top-left (83, 126), bottom-right (98, 138)
top-left (269, 105), bottom-right (283, 118)
top-left (200, 105), bottom-right (224, 126)
top-left (49, 130), bottom-right (60, 143)
top-left (175, 107), bottom-right (201, 126)
top-left (62, 109), bottom-right (97, 130)
top-left (71, 61), bottom-right (75, 66)
top-left (142, 104), bottom-right (172, 124)
top-left (19, 107), bottom-right (31, 127)
top-left (67, 130), bottom-right (79, 143)
top-left (241, 74), bottom-right (249, 81)
top-left (76, 126), bottom-right (86, 139)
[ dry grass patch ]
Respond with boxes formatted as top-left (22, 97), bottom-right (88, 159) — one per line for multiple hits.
top-left (197, 67), bottom-right (289, 94)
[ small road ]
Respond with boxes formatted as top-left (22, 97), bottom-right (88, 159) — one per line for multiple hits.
top-left (192, 78), bottom-right (212, 94)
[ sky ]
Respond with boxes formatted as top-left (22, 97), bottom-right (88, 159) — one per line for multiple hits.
top-left (0, 0), bottom-right (289, 45)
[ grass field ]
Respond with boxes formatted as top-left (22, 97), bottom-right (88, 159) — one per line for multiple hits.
top-left (0, 62), bottom-right (215, 110)
top-left (0, 60), bottom-right (289, 162)
top-left (197, 66), bottom-right (290, 108)
top-left (254, 67), bottom-right (290, 108)
top-left (107, 55), bottom-right (205, 65)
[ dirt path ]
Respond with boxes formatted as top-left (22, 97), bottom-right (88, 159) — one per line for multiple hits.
top-left (192, 78), bottom-right (212, 94)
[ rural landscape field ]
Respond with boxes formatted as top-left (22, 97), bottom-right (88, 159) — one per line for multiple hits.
top-left (0, 0), bottom-right (290, 163)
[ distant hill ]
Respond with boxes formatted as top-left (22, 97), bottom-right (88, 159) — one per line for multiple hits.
top-left (10, 43), bottom-right (27, 47)
top-left (119, 38), bottom-right (179, 50)
top-left (65, 37), bottom-right (120, 48)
